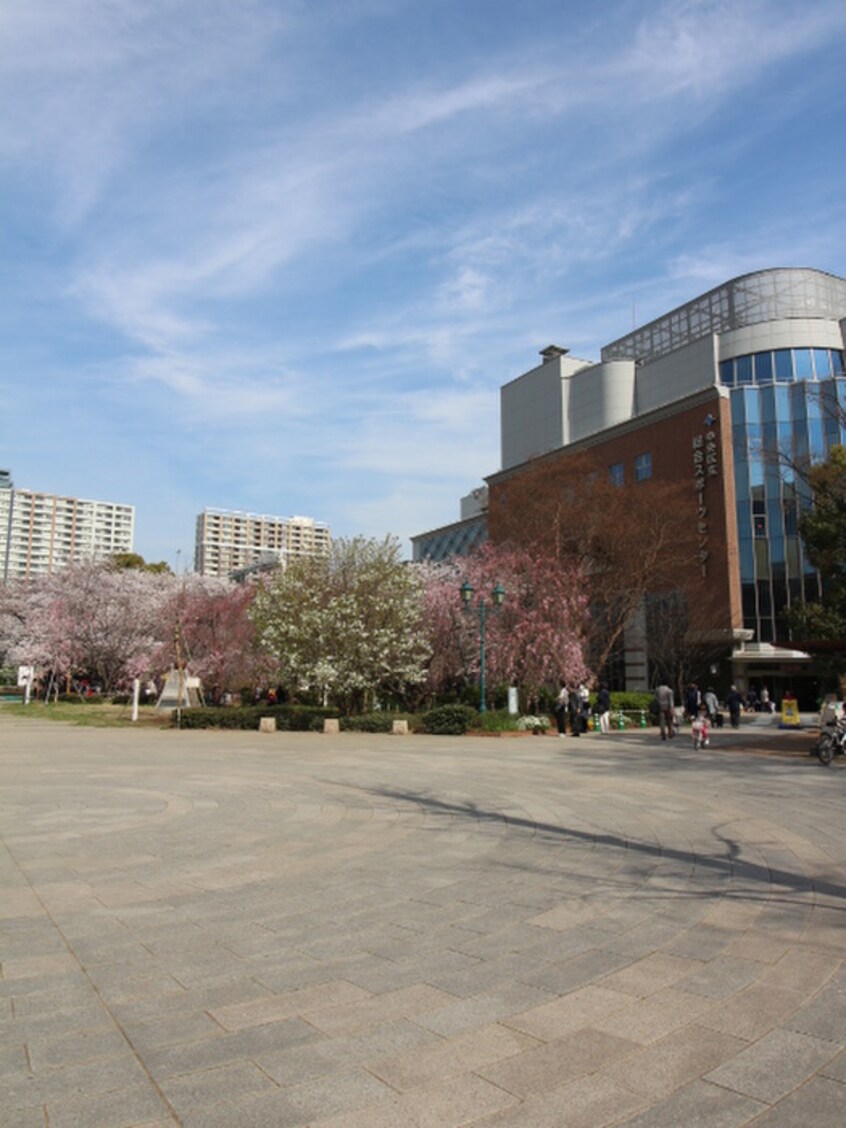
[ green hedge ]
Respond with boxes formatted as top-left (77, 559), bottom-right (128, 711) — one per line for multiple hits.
top-left (420, 704), bottom-right (478, 735)
top-left (339, 713), bottom-right (403, 733)
top-left (175, 704), bottom-right (338, 730)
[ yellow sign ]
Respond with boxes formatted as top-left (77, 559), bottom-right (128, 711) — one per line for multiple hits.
top-left (781, 698), bottom-right (801, 726)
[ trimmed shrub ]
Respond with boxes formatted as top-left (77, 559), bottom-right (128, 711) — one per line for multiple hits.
top-left (175, 704), bottom-right (341, 731)
top-left (339, 713), bottom-right (404, 733)
top-left (420, 704), bottom-right (477, 735)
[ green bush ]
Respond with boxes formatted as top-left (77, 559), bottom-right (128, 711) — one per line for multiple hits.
top-left (339, 713), bottom-right (398, 733)
top-left (420, 704), bottom-right (477, 735)
top-left (175, 704), bottom-right (341, 731)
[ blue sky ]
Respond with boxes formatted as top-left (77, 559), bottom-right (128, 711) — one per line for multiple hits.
top-left (3, 0), bottom-right (846, 567)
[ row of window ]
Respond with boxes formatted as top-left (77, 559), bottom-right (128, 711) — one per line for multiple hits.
top-left (609, 452), bottom-right (652, 485)
top-left (720, 347), bottom-right (844, 387)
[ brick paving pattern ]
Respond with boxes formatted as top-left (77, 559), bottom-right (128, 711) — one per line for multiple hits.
top-left (1, 716), bottom-right (844, 1126)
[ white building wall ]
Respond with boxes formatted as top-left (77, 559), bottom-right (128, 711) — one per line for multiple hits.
top-left (1, 488), bottom-right (135, 581)
top-left (718, 318), bottom-right (845, 360)
top-left (500, 353), bottom-right (591, 470)
top-left (633, 334), bottom-right (718, 416)
top-left (568, 359), bottom-right (637, 443)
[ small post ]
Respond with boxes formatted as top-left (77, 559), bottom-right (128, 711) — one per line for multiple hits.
top-left (132, 678), bottom-right (140, 723)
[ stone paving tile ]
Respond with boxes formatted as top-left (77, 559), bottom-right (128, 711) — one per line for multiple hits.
top-left (676, 955), bottom-right (764, 999)
top-left (157, 1059), bottom-right (278, 1116)
top-left (590, 985), bottom-right (714, 1044)
top-left (122, 1009), bottom-right (222, 1052)
top-left (609, 1023), bottom-right (747, 1097)
top-left (306, 1072), bottom-right (519, 1127)
top-left (411, 981), bottom-right (556, 1037)
top-left (614, 1078), bottom-right (766, 1127)
top-left (1, 1105), bottom-right (47, 1128)
top-left (757, 947), bottom-right (838, 994)
top-left (502, 984), bottom-right (633, 1040)
top-left (699, 983), bottom-right (806, 1041)
top-left (477, 1026), bottom-right (638, 1098)
top-left (518, 947), bottom-right (633, 994)
top-left (26, 1029), bottom-right (131, 1074)
top-left (44, 1083), bottom-right (172, 1128)
top-left (366, 1021), bottom-right (537, 1090)
top-left (705, 1027), bottom-right (843, 1104)
top-left (7, 1053), bottom-right (154, 1107)
top-left (821, 1046), bottom-right (846, 1082)
top-left (744, 1076), bottom-right (846, 1126)
top-left (256, 1019), bottom-right (439, 1086)
top-left (302, 984), bottom-right (460, 1037)
top-left (208, 979), bottom-right (373, 1032)
top-left (663, 924), bottom-right (738, 960)
top-left (137, 1016), bottom-right (323, 1077)
top-left (783, 968), bottom-right (846, 1042)
top-left (469, 1071), bottom-right (649, 1128)
top-left (597, 952), bottom-right (704, 997)
top-left (723, 930), bottom-right (793, 964)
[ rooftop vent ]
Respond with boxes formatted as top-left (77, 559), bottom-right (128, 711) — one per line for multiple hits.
top-left (539, 345), bottom-right (569, 362)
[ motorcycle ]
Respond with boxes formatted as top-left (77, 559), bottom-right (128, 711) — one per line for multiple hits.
top-left (815, 716), bottom-right (846, 765)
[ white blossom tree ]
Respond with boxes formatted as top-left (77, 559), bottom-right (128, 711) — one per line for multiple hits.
top-left (251, 535), bottom-right (429, 711)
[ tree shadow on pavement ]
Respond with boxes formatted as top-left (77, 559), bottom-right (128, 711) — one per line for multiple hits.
top-left (355, 784), bottom-right (846, 908)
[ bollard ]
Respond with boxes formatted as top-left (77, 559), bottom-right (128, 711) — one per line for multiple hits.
top-left (258, 716), bottom-right (276, 734)
top-left (639, 709), bottom-right (647, 728)
top-left (592, 713), bottom-right (599, 733)
top-left (323, 718), bottom-right (340, 734)
top-left (617, 710), bottom-right (625, 730)
top-left (391, 719), bottom-right (409, 735)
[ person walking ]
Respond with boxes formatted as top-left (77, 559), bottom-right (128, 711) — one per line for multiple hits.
top-left (568, 683), bottom-right (581, 736)
top-left (685, 682), bottom-right (700, 722)
top-left (596, 683), bottom-right (611, 734)
top-left (703, 686), bottom-right (719, 725)
top-left (725, 685), bottom-right (744, 729)
top-left (656, 683), bottom-right (675, 740)
top-left (554, 680), bottom-right (569, 737)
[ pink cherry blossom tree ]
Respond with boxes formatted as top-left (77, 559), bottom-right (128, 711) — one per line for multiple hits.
top-left (420, 543), bottom-right (591, 710)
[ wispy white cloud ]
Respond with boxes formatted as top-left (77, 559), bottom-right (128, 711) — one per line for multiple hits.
top-left (3, 0), bottom-right (846, 561)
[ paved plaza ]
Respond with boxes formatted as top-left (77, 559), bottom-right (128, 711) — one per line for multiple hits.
top-left (1, 715), bottom-right (845, 1127)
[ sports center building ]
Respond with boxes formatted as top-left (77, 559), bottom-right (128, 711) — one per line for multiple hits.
top-left (418, 268), bottom-right (846, 705)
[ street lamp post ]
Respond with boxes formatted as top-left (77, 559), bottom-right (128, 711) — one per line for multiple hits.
top-left (460, 579), bottom-right (505, 713)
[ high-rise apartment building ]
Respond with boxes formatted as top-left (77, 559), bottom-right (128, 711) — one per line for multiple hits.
top-left (194, 508), bottom-right (330, 578)
top-left (0, 471), bottom-right (135, 581)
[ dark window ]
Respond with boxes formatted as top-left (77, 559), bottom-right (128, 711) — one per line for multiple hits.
top-left (736, 355), bottom-right (753, 385)
top-left (754, 352), bottom-right (773, 383)
top-left (634, 453), bottom-right (652, 481)
top-left (774, 350), bottom-right (793, 381)
top-left (609, 463), bottom-right (624, 486)
top-left (813, 349), bottom-right (831, 378)
top-left (719, 359), bottom-right (735, 386)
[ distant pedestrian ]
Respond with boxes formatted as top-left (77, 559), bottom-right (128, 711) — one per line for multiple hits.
top-left (596, 683), bottom-right (611, 734)
top-left (685, 683), bottom-right (700, 721)
top-left (725, 685), bottom-right (743, 729)
top-left (656, 683), bottom-right (675, 740)
top-left (568, 684), bottom-right (581, 736)
top-left (555, 680), bottom-right (569, 737)
top-left (703, 686), bottom-right (719, 724)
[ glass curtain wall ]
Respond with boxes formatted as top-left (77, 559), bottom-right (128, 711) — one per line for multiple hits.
top-left (727, 350), bottom-right (846, 642)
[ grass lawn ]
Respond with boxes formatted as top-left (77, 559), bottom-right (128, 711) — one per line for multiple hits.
top-left (0, 701), bottom-right (172, 727)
